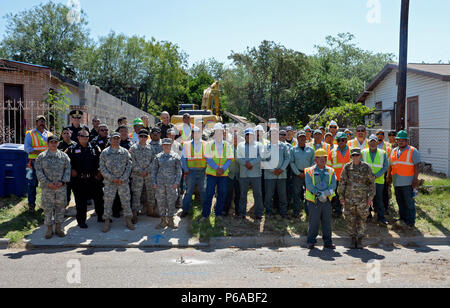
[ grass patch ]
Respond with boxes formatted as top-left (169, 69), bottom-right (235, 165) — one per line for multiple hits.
top-left (188, 176), bottom-right (450, 239)
top-left (0, 188), bottom-right (44, 245)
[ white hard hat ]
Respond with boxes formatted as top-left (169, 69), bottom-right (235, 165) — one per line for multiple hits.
top-left (213, 123), bottom-right (224, 131)
top-left (329, 121), bottom-right (338, 128)
top-left (193, 126), bottom-right (200, 132)
top-left (255, 125), bottom-right (264, 132)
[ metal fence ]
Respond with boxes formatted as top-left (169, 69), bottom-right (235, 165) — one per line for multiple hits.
top-left (0, 100), bottom-right (63, 144)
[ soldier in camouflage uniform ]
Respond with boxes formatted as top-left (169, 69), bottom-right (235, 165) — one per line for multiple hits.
top-left (152, 138), bottom-right (183, 229)
top-left (99, 132), bottom-right (134, 233)
top-left (35, 136), bottom-right (71, 239)
top-left (145, 127), bottom-right (163, 217)
top-left (168, 128), bottom-right (184, 209)
top-left (129, 129), bottom-right (154, 224)
top-left (338, 148), bottom-right (376, 249)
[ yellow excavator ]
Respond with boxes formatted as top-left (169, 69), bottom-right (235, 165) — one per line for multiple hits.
top-left (171, 81), bottom-right (223, 129)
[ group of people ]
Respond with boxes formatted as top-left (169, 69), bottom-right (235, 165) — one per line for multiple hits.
top-left (25, 112), bottom-right (421, 250)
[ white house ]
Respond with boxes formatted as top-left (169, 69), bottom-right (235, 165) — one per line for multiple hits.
top-left (356, 63), bottom-right (450, 176)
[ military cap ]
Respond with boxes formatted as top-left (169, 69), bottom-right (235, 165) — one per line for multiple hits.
top-left (151, 127), bottom-right (161, 134)
top-left (47, 135), bottom-right (59, 143)
top-left (110, 132), bottom-right (120, 138)
top-left (167, 128), bottom-right (177, 135)
top-left (351, 148), bottom-right (362, 156)
top-left (138, 129), bottom-right (149, 136)
top-left (162, 138), bottom-right (172, 145)
top-left (69, 110), bottom-right (83, 117)
top-left (286, 126), bottom-right (294, 132)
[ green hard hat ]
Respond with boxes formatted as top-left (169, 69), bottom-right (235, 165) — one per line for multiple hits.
top-left (396, 130), bottom-right (409, 140)
top-left (133, 118), bottom-right (144, 126)
top-left (335, 132), bottom-right (347, 140)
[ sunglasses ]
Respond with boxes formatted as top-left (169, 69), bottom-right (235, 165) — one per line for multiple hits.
top-left (356, 130), bottom-right (365, 133)
top-left (351, 154), bottom-right (361, 157)
top-left (376, 133), bottom-right (385, 136)
top-left (79, 135), bottom-right (89, 138)
top-left (337, 139), bottom-right (347, 142)
top-left (330, 126), bottom-right (337, 129)
top-left (139, 135), bottom-right (148, 138)
top-left (72, 116), bottom-right (82, 120)
top-left (100, 129), bottom-right (109, 132)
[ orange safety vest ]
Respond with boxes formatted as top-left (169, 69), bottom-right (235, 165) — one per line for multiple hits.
top-left (391, 146), bottom-right (417, 177)
top-left (327, 147), bottom-right (351, 181)
top-left (381, 142), bottom-right (392, 158)
top-left (184, 141), bottom-right (207, 169)
top-left (26, 129), bottom-right (52, 160)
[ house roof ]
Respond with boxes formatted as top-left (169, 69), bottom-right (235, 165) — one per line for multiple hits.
top-left (356, 63), bottom-right (450, 103)
top-left (0, 58), bottom-right (79, 88)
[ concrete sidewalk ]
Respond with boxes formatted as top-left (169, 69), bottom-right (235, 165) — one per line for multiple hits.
top-left (24, 214), bottom-right (207, 249)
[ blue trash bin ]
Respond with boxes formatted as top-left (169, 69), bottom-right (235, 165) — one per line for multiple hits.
top-left (0, 144), bottom-right (28, 198)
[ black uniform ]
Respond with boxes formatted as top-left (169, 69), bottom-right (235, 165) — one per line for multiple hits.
top-left (89, 128), bottom-right (100, 142)
top-left (156, 122), bottom-right (174, 139)
top-left (59, 140), bottom-right (77, 205)
top-left (66, 124), bottom-right (90, 142)
top-left (91, 135), bottom-right (110, 152)
top-left (66, 143), bottom-right (104, 226)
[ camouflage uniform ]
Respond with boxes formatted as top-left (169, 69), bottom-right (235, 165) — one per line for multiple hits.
top-left (152, 151), bottom-right (183, 217)
top-left (129, 143), bottom-right (154, 212)
top-left (338, 162), bottom-right (376, 238)
top-left (35, 150), bottom-right (71, 226)
top-left (150, 140), bottom-right (163, 156)
top-left (99, 146), bottom-right (133, 220)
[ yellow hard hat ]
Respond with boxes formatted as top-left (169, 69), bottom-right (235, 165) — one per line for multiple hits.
top-left (315, 149), bottom-right (328, 158)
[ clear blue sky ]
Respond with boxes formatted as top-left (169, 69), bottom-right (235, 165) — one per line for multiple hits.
top-left (1, 0), bottom-right (449, 66)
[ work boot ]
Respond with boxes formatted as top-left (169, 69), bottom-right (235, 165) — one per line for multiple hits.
top-left (125, 216), bottom-right (135, 230)
top-left (356, 237), bottom-right (364, 249)
top-left (102, 219), bottom-right (111, 233)
top-left (45, 225), bottom-right (53, 239)
top-left (156, 217), bottom-right (167, 230)
top-left (55, 224), bottom-right (66, 238)
top-left (167, 217), bottom-right (178, 229)
top-left (132, 211), bottom-right (138, 224)
top-left (351, 237), bottom-right (357, 249)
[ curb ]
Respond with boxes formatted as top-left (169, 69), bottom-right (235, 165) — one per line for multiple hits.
top-left (0, 238), bottom-right (10, 249)
top-left (209, 236), bottom-right (450, 249)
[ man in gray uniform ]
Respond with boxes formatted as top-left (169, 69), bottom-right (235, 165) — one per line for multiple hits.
top-left (129, 129), bottom-right (154, 224)
top-left (35, 136), bottom-right (71, 239)
top-left (152, 138), bottom-right (183, 229)
top-left (99, 132), bottom-right (134, 233)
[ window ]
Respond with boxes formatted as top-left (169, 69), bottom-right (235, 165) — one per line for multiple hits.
top-left (375, 101), bottom-right (383, 126)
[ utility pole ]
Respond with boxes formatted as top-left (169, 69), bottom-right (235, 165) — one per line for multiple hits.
top-left (396, 0), bottom-right (410, 131)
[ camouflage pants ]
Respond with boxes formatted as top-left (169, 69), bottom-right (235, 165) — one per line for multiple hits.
top-left (41, 187), bottom-right (67, 226)
top-left (344, 202), bottom-right (369, 238)
top-left (131, 174), bottom-right (154, 212)
top-left (155, 184), bottom-right (178, 217)
top-left (103, 182), bottom-right (132, 219)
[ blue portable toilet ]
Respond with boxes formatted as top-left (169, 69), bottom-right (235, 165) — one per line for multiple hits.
top-left (0, 144), bottom-right (28, 198)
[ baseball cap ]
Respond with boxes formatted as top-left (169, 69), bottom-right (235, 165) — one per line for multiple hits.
top-left (162, 138), bottom-right (172, 145)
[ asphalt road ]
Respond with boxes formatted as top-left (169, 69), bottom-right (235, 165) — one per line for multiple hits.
top-left (0, 244), bottom-right (448, 288)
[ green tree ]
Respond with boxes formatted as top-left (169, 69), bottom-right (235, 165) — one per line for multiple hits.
top-left (1, 1), bottom-right (90, 78)
top-left (223, 40), bottom-right (309, 125)
top-left (45, 85), bottom-right (71, 134)
top-left (309, 102), bottom-right (375, 129)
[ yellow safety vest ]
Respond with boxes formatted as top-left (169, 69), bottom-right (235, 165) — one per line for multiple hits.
top-left (305, 166), bottom-right (336, 203)
top-left (348, 138), bottom-right (369, 150)
top-left (362, 149), bottom-right (386, 184)
top-left (184, 141), bottom-right (207, 169)
top-left (205, 141), bottom-right (233, 177)
top-left (26, 129), bottom-right (52, 160)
